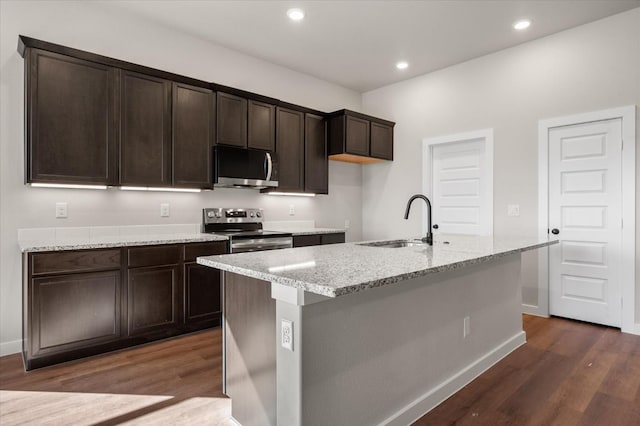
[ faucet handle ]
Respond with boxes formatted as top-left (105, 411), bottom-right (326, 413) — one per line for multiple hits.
top-left (433, 224), bottom-right (439, 230)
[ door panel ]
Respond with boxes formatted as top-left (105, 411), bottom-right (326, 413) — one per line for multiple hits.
top-left (548, 119), bottom-right (622, 327)
top-left (431, 138), bottom-right (489, 235)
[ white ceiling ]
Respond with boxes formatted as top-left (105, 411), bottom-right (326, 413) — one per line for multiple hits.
top-left (104, 0), bottom-right (640, 92)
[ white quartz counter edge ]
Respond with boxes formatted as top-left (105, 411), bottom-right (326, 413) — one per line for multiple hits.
top-left (197, 238), bottom-right (557, 298)
top-left (19, 233), bottom-right (228, 253)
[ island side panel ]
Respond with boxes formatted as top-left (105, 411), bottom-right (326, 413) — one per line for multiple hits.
top-left (274, 253), bottom-right (525, 426)
top-left (224, 272), bottom-right (276, 426)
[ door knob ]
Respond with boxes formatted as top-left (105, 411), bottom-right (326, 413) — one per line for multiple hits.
top-left (433, 224), bottom-right (439, 229)
top-left (551, 228), bottom-right (560, 235)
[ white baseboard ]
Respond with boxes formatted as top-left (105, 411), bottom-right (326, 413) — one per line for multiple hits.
top-left (634, 323), bottom-right (640, 336)
top-left (0, 339), bottom-right (22, 357)
top-left (521, 303), bottom-right (549, 318)
top-left (380, 331), bottom-right (527, 426)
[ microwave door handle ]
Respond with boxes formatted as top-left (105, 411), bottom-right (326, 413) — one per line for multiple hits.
top-left (265, 152), bottom-right (273, 181)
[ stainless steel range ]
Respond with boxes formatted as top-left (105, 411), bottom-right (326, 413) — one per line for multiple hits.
top-left (202, 208), bottom-right (293, 253)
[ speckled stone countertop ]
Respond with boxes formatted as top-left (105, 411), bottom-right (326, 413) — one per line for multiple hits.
top-left (198, 234), bottom-right (557, 298)
top-left (20, 233), bottom-right (228, 253)
top-left (266, 227), bottom-right (346, 236)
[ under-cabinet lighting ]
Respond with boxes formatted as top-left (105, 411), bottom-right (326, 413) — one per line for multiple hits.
top-left (396, 61), bottom-right (409, 70)
top-left (30, 183), bottom-right (108, 190)
top-left (513, 19), bottom-right (531, 30)
top-left (266, 192), bottom-right (315, 197)
top-left (120, 186), bottom-right (201, 193)
top-left (286, 8), bottom-right (305, 21)
top-left (269, 261), bottom-right (316, 273)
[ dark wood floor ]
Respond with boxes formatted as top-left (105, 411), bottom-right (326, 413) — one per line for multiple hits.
top-left (1, 315), bottom-right (639, 425)
top-left (415, 315), bottom-right (640, 425)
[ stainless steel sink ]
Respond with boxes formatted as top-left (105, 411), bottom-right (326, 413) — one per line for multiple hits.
top-left (357, 239), bottom-right (428, 248)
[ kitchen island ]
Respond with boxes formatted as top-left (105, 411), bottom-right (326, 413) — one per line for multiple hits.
top-left (198, 235), bottom-right (556, 426)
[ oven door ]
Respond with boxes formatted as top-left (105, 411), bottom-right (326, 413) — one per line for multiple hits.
top-left (230, 236), bottom-right (293, 253)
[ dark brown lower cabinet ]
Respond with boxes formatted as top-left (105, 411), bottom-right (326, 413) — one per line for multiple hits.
top-left (292, 232), bottom-right (345, 248)
top-left (30, 270), bottom-right (122, 357)
top-left (23, 241), bottom-right (226, 370)
top-left (127, 265), bottom-right (181, 336)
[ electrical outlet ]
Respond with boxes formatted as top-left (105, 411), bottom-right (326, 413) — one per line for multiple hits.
top-left (288, 204), bottom-right (295, 216)
top-left (281, 319), bottom-right (293, 351)
top-left (344, 219), bottom-right (350, 230)
top-left (55, 202), bottom-right (68, 218)
top-left (160, 203), bottom-right (170, 217)
top-left (463, 316), bottom-right (471, 338)
top-left (507, 204), bottom-right (520, 217)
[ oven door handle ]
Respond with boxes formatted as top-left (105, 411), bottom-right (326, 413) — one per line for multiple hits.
top-left (265, 152), bottom-right (273, 182)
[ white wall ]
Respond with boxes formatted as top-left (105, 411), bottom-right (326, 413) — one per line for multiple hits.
top-left (0, 1), bottom-right (363, 355)
top-left (361, 9), bottom-right (640, 326)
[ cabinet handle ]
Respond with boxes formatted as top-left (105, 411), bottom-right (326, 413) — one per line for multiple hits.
top-left (551, 228), bottom-right (560, 235)
top-left (433, 224), bottom-right (439, 229)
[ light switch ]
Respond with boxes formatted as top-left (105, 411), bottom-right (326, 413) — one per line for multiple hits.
top-left (507, 204), bottom-right (520, 217)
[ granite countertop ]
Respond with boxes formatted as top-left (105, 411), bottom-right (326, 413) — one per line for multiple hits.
top-left (198, 234), bottom-right (557, 298)
top-left (270, 227), bottom-right (346, 236)
top-left (19, 233), bottom-right (228, 253)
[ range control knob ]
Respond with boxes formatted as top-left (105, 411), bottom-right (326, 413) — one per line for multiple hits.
top-left (207, 211), bottom-right (215, 218)
top-left (256, 211), bottom-right (262, 218)
top-left (215, 212), bottom-right (222, 218)
top-left (250, 212), bottom-right (255, 218)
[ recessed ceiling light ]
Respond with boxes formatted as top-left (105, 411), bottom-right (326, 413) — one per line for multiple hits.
top-left (287, 8), bottom-right (305, 21)
top-left (513, 19), bottom-right (531, 30)
top-left (396, 61), bottom-right (409, 70)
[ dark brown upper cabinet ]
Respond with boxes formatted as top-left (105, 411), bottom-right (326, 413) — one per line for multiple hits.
top-left (370, 121), bottom-right (394, 160)
top-left (120, 71), bottom-right (172, 186)
top-left (328, 110), bottom-right (395, 164)
top-left (275, 107), bottom-right (304, 192)
top-left (216, 92), bottom-right (247, 148)
top-left (304, 113), bottom-right (328, 194)
top-left (248, 100), bottom-right (276, 151)
top-left (25, 48), bottom-right (119, 185)
top-left (172, 83), bottom-right (215, 189)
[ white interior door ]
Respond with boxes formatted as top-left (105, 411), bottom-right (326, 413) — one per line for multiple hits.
top-left (431, 138), bottom-right (491, 235)
top-left (548, 119), bottom-right (623, 327)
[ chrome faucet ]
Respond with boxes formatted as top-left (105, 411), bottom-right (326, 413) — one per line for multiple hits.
top-left (404, 194), bottom-right (433, 245)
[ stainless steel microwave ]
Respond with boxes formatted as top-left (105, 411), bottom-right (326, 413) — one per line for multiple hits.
top-left (213, 145), bottom-right (279, 189)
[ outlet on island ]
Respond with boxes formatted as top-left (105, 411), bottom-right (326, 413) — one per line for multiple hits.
top-left (288, 204), bottom-right (295, 216)
top-left (160, 203), bottom-right (170, 217)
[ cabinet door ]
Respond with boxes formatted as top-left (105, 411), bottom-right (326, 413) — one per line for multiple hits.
top-left (275, 107), bottom-right (304, 192)
top-left (30, 270), bottom-right (121, 357)
top-left (120, 71), bottom-right (172, 186)
top-left (127, 265), bottom-right (181, 336)
top-left (248, 100), bottom-right (275, 151)
top-left (26, 49), bottom-right (118, 185)
top-left (184, 262), bottom-right (221, 325)
top-left (370, 122), bottom-right (394, 160)
top-left (173, 83), bottom-right (215, 188)
top-left (217, 92), bottom-right (247, 147)
top-left (345, 115), bottom-right (370, 157)
top-left (304, 113), bottom-right (328, 194)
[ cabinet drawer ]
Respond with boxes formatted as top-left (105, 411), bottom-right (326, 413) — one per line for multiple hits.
top-left (127, 245), bottom-right (181, 268)
top-left (31, 249), bottom-right (121, 276)
top-left (184, 241), bottom-right (227, 262)
top-left (293, 235), bottom-right (322, 247)
top-left (321, 233), bottom-right (345, 245)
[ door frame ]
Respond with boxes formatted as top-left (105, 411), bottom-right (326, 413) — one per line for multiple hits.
top-left (422, 128), bottom-right (494, 236)
top-left (537, 105), bottom-right (636, 334)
